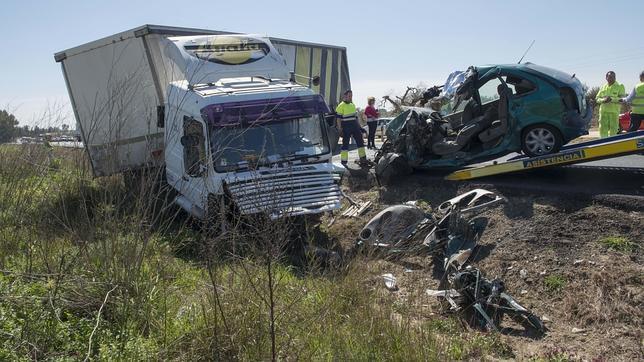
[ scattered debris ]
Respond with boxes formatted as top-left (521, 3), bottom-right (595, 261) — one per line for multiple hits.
top-left (355, 189), bottom-right (545, 335)
top-left (341, 192), bottom-right (373, 218)
top-left (382, 273), bottom-right (398, 291)
top-left (429, 266), bottom-right (545, 334)
top-left (572, 327), bottom-right (586, 334)
top-left (573, 259), bottom-right (584, 266)
top-left (355, 189), bottom-right (503, 261)
top-left (357, 203), bottom-right (430, 253)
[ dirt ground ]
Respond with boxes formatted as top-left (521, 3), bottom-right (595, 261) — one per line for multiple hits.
top-left (329, 173), bottom-right (643, 361)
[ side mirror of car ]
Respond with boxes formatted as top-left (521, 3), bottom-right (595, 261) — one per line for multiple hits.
top-left (312, 75), bottom-right (320, 86)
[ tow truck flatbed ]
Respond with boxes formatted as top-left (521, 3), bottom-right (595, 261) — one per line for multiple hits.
top-left (446, 130), bottom-right (644, 180)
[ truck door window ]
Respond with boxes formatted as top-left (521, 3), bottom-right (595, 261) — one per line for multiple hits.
top-left (182, 117), bottom-right (206, 177)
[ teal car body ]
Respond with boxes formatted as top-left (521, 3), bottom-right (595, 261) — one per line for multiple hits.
top-left (385, 63), bottom-right (592, 168)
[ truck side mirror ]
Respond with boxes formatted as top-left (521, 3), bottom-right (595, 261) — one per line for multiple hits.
top-left (180, 134), bottom-right (198, 147)
top-left (157, 105), bottom-right (165, 128)
top-left (324, 114), bottom-right (337, 127)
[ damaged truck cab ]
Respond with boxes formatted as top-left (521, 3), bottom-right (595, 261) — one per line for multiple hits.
top-left (383, 63), bottom-right (592, 169)
top-left (166, 77), bottom-right (338, 219)
top-left (56, 25), bottom-right (349, 221)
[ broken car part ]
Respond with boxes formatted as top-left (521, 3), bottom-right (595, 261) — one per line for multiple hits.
top-left (428, 266), bottom-right (545, 334)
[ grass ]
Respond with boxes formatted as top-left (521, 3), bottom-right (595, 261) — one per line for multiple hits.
top-left (0, 143), bottom-right (512, 360)
top-left (544, 274), bottom-right (566, 293)
top-left (599, 236), bottom-right (637, 252)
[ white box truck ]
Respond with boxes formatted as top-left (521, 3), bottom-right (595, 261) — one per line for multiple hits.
top-left (55, 24), bottom-right (351, 219)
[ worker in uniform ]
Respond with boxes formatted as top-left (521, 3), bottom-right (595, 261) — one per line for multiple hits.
top-left (336, 90), bottom-right (368, 165)
top-left (619, 70), bottom-right (644, 132)
top-left (595, 71), bottom-right (626, 137)
top-left (364, 96), bottom-right (379, 149)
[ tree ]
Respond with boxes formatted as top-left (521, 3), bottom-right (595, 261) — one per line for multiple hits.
top-left (382, 82), bottom-right (430, 114)
top-left (0, 109), bottom-right (19, 143)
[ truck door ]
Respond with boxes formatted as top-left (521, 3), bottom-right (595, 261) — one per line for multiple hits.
top-left (179, 116), bottom-right (209, 212)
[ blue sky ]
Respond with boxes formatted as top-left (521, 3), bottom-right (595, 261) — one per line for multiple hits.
top-left (1, 0), bottom-right (643, 127)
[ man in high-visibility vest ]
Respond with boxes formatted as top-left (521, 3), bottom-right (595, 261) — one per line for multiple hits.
top-left (595, 71), bottom-right (626, 137)
top-left (336, 90), bottom-right (367, 165)
top-left (619, 70), bottom-right (644, 132)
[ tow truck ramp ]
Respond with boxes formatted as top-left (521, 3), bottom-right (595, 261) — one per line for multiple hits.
top-left (446, 130), bottom-right (644, 181)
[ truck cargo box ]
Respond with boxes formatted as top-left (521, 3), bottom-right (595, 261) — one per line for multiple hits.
top-left (55, 24), bottom-right (350, 176)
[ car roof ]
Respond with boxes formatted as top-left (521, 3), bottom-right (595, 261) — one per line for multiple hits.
top-left (475, 63), bottom-right (578, 86)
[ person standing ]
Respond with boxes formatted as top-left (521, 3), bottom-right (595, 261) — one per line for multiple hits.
top-left (595, 71), bottom-right (626, 137)
top-left (336, 90), bottom-right (368, 165)
top-left (619, 70), bottom-right (644, 132)
top-left (364, 96), bottom-right (379, 149)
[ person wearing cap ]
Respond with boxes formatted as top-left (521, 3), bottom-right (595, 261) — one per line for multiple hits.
top-left (336, 90), bottom-right (368, 165)
top-left (596, 71), bottom-right (626, 137)
top-left (619, 70), bottom-right (644, 132)
top-left (364, 96), bottom-right (379, 149)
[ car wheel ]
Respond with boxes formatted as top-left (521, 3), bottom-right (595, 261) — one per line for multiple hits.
top-left (521, 124), bottom-right (562, 157)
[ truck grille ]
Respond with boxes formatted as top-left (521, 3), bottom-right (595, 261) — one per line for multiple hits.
top-left (225, 165), bottom-right (341, 217)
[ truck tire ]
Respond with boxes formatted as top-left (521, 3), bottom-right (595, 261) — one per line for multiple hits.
top-left (521, 124), bottom-right (562, 157)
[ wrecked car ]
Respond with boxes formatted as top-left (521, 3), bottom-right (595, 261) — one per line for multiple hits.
top-left (379, 63), bottom-right (592, 171)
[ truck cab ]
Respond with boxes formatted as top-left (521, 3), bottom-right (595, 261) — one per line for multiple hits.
top-left (165, 77), bottom-right (340, 219)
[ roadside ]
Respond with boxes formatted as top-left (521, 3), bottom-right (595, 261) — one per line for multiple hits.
top-left (330, 173), bottom-right (642, 360)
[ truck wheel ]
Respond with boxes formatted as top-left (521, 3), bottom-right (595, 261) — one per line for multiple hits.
top-left (521, 124), bottom-right (562, 157)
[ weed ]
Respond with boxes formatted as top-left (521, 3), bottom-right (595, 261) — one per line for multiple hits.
top-left (599, 236), bottom-right (636, 252)
top-left (544, 274), bottom-right (566, 293)
top-left (0, 143), bottom-right (511, 360)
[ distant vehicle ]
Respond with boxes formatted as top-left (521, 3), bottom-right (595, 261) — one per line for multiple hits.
top-left (619, 112), bottom-right (644, 132)
top-left (382, 63), bottom-right (592, 169)
top-left (55, 24), bottom-right (351, 220)
top-left (361, 116), bottom-right (394, 140)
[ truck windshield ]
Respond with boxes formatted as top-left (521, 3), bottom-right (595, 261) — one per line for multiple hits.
top-left (209, 114), bottom-right (330, 171)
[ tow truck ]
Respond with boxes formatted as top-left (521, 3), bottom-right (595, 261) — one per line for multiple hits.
top-left (446, 131), bottom-right (644, 180)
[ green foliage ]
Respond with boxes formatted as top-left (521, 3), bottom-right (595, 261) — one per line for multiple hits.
top-left (0, 144), bottom-right (511, 360)
top-left (599, 236), bottom-right (636, 253)
top-left (544, 274), bottom-right (566, 293)
top-left (0, 109), bottom-right (19, 143)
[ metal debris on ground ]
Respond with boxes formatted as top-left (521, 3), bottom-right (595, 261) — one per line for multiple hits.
top-left (353, 188), bottom-right (545, 335)
top-left (382, 273), bottom-right (398, 291)
top-left (340, 191), bottom-right (373, 218)
top-left (355, 189), bottom-right (504, 262)
top-left (427, 266), bottom-right (545, 334)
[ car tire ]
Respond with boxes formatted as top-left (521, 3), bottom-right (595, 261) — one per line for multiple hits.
top-left (521, 124), bottom-right (563, 157)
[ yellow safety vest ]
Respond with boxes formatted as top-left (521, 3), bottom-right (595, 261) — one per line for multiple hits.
top-left (335, 102), bottom-right (358, 122)
top-left (596, 82), bottom-right (626, 114)
top-left (632, 82), bottom-right (644, 115)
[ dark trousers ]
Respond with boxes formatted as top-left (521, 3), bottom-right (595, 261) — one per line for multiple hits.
top-left (367, 120), bottom-right (377, 148)
top-left (342, 120), bottom-right (365, 149)
top-left (628, 113), bottom-right (643, 132)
